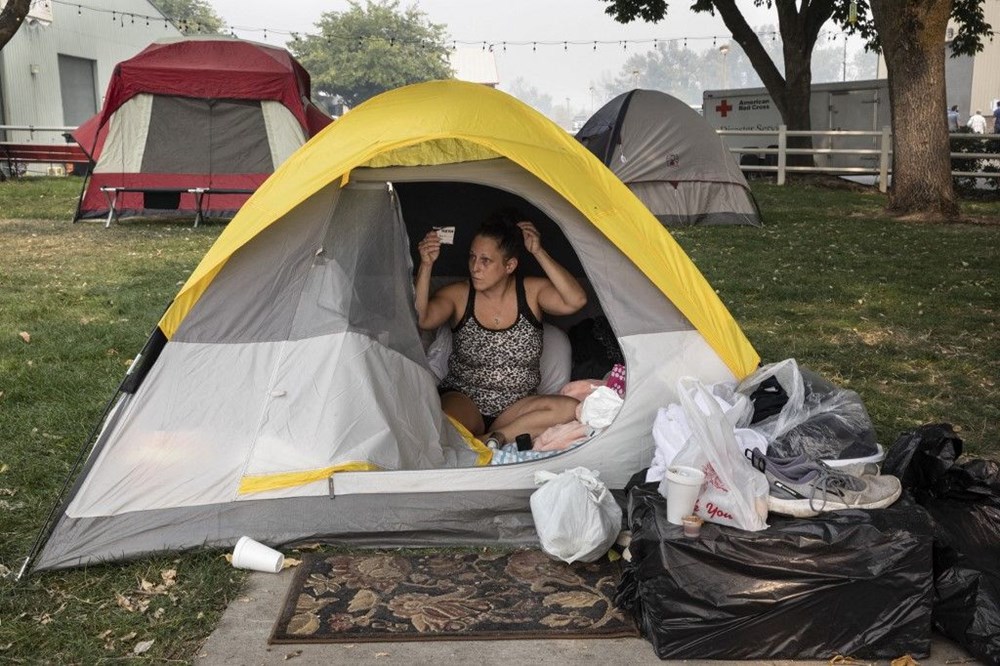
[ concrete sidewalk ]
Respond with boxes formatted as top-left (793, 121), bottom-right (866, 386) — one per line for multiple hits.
top-left (195, 567), bottom-right (983, 666)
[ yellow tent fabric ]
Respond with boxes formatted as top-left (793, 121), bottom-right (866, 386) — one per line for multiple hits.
top-left (158, 80), bottom-right (759, 378)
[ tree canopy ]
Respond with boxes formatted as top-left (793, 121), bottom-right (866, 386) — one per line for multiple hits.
top-left (601, 31), bottom-right (875, 105)
top-left (291, 0), bottom-right (452, 108)
top-left (601, 0), bottom-right (993, 218)
top-left (149, 0), bottom-right (225, 35)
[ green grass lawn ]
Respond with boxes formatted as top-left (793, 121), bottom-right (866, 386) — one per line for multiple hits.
top-left (1, 177), bottom-right (998, 662)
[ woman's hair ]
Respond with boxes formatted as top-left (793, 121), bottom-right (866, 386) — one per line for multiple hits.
top-left (476, 208), bottom-right (525, 260)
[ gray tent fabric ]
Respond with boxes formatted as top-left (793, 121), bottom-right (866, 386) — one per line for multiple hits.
top-left (577, 89), bottom-right (762, 227)
top-left (32, 158), bottom-right (742, 571)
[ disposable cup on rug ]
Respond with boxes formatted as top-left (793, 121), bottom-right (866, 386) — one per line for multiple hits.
top-left (232, 536), bottom-right (284, 573)
top-left (660, 465), bottom-right (705, 525)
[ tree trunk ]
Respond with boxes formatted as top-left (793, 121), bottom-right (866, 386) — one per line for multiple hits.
top-left (713, 0), bottom-right (834, 167)
top-left (0, 0), bottom-right (30, 51)
top-left (779, 23), bottom-right (816, 167)
top-left (871, 0), bottom-right (959, 219)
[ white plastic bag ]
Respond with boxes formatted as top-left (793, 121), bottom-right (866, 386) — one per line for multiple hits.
top-left (671, 377), bottom-right (770, 531)
top-left (530, 467), bottom-right (622, 563)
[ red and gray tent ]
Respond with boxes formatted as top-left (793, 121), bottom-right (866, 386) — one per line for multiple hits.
top-left (72, 37), bottom-right (331, 222)
top-left (577, 89), bottom-right (762, 227)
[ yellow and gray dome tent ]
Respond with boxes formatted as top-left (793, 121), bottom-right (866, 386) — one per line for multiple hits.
top-left (31, 80), bottom-right (758, 571)
top-left (577, 89), bottom-right (763, 226)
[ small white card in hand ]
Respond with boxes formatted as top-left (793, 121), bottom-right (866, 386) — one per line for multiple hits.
top-left (433, 226), bottom-right (456, 245)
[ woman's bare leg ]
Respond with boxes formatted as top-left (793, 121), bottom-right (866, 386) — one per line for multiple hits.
top-left (440, 391), bottom-right (486, 436)
top-left (490, 395), bottom-right (580, 442)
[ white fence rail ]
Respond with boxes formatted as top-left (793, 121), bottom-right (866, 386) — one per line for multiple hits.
top-left (719, 126), bottom-right (1000, 192)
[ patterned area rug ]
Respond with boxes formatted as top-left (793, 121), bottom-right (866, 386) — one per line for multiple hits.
top-left (269, 549), bottom-right (637, 643)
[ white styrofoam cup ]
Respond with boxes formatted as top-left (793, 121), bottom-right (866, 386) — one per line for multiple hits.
top-left (660, 465), bottom-right (706, 525)
top-left (231, 536), bottom-right (284, 573)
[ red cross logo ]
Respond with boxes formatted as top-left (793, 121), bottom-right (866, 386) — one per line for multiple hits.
top-left (716, 99), bottom-right (733, 117)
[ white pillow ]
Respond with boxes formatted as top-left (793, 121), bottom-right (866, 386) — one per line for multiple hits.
top-left (539, 323), bottom-right (572, 395)
top-left (426, 325), bottom-right (452, 381)
top-left (427, 323), bottom-right (572, 395)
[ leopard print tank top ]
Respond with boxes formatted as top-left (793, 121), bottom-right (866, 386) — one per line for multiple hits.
top-left (439, 276), bottom-right (543, 418)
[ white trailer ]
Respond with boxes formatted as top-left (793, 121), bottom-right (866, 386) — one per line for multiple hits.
top-left (702, 79), bottom-right (891, 171)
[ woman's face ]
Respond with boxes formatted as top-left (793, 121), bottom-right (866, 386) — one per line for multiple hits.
top-left (468, 234), bottom-right (515, 291)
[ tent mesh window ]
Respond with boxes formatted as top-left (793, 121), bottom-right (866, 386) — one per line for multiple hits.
top-left (141, 96), bottom-right (273, 174)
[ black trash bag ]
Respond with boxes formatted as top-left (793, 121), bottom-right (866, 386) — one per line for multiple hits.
top-left (617, 483), bottom-right (934, 660)
top-left (883, 423), bottom-right (1000, 665)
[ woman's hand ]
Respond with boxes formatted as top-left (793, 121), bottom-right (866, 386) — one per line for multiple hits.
top-left (418, 229), bottom-right (442, 266)
top-left (518, 221), bottom-right (542, 256)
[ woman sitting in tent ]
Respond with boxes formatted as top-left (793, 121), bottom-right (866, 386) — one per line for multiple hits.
top-left (415, 210), bottom-right (587, 449)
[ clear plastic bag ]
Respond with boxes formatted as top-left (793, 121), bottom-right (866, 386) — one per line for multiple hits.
top-left (530, 467), bottom-right (623, 563)
top-left (737, 359), bottom-right (878, 461)
top-left (671, 378), bottom-right (769, 531)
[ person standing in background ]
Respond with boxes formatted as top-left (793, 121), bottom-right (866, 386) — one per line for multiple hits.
top-left (947, 105), bottom-right (960, 131)
top-left (992, 102), bottom-right (1000, 133)
top-left (968, 109), bottom-right (987, 134)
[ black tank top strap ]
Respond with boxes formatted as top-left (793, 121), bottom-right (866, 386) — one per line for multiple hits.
top-left (453, 280), bottom-right (475, 332)
top-left (516, 275), bottom-right (543, 329)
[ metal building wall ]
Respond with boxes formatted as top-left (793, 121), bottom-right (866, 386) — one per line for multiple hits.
top-left (0, 0), bottom-right (182, 144)
top-left (968, 0), bottom-right (1000, 123)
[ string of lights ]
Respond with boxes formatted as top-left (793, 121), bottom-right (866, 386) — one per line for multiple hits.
top-left (49, 0), bottom-right (854, 49)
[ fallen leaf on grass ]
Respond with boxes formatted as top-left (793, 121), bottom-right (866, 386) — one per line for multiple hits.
top-left (18, 331), bottom-right (30, 343)
top-left (890, 656), bottom-right (919, 666)
top-left (283, 650), bottom-right (303, 660)
top-left (0, 464), bottom-right (8, 473)
top-left (0, 564), bottom-right (10, 579)
top-left (133, 639), bottom-right (154, 655)
top-left (223, 553), bottom-right (233, 564)
top-left (282, 557), bottom-right (302, 569)
top-left (115, 592), bottom-right (149, 613)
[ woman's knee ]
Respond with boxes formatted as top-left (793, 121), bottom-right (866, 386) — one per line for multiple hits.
top-left (550, 395), bottom-right (580, 420)
top-left (440, 391), bottom-right (485, 435)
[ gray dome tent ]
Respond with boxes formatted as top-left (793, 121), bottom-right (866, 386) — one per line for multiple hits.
top-left (577, 89), bottom-right (762, 227)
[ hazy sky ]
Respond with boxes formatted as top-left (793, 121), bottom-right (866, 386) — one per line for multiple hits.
top-left (208, 0), bottom-right (790, 110)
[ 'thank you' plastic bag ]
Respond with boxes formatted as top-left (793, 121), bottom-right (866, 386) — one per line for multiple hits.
top-left (671, 378), bottom-right (769, 531)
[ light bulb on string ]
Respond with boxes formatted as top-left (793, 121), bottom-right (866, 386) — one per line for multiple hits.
top-left (593, 41), bottom-right (597, 51)
top-left (563, 41), bottom-right (567, 51)
top-left (77, 4), bottom-right (80, 15)
top-left (532, 42), bottom-right (536, 51)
